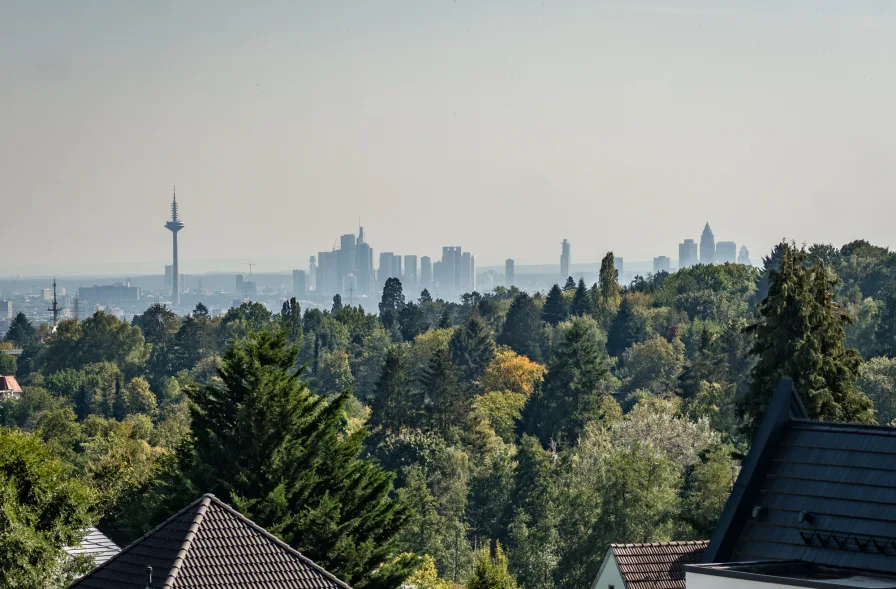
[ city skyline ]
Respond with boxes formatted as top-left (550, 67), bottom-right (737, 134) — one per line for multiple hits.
top-left (4, 1), bottom-right (896, 275)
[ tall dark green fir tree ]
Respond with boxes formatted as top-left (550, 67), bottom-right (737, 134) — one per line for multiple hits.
top-left (541, 285), bottom-right (569, 326)
top-left (570, 278), bottom-right (594, 317)
top-left (181, 329), bottom-right (414, 589)
top-left (421, 347), bottom-right (464, 434)
top-left (370, 344), bottom-right (420, 430)
top-left (497, 292), bottom-right (543, 361)
top-left (742, 242), bottom-right (873, 430)
top-left (450, 315), bottom-right (496, 382)
top-left (563, 277), bottom-right (576, 292)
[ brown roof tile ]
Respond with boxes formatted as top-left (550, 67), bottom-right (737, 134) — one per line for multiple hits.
top-left (0, 375), bottom-right (22, 393)
top-left (611, 540), bottom-right (708, 589)
top-left (68, 495), bottom-right (351, 589)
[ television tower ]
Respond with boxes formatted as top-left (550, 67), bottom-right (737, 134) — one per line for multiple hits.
top-left (47, 278), bottom-right (61, 330)
top-left (165, 187), bottom-right (185, 305)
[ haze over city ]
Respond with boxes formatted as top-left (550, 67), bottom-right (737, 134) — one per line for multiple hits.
top-left (4, 0), bottom-right (896, 276)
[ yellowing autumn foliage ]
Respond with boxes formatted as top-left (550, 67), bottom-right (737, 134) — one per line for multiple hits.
top-left (479, 349), bottom-right (546, 397)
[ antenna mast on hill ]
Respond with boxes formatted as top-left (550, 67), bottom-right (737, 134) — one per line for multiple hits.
top-left (47, 278), bottom-right (62, 329)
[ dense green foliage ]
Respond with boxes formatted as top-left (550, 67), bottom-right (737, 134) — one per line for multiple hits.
top-left (4, 238), bottom-right (895, 589)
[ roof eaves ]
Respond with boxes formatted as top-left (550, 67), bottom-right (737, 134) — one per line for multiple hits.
top-left (161, 494), bottom-right (212, 589)
top-left (66, 494), bottom-right (210, 589)
top-left (205, 495), bottom-right (354, 589)
top-left (703, 378), bottom-right (798, 564)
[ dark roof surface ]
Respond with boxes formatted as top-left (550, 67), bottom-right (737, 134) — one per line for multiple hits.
top-left (611, 541), bottom-right (708, 589)
top-left (69, 494), bottom-right (351, 589)
top-left (704, 378), bottom-right (896, 577)
top-left (64, 528), bottom-right (121, 567)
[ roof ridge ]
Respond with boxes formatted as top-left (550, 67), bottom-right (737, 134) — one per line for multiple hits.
top-left (790, 418), bottom-right (896, 434)
top-left (65, 494), bottom-right (210, 589)
top-left (611, 540), bottom-right (709, 548)
top-left (162, 494), bottom-right (212, 589)
top-left (204, 495), bottom-right (354, 589)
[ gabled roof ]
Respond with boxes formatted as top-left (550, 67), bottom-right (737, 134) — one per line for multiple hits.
top-left (0, 375), bottom-right (22, 393)
top-left (69, 494), bottom-right (351, 589)
top-left (64, 527), bottom-right (121, 567)
top-left (610, 541), bottom-right (708, 589)
top-left (703, 378), bottom-right (896, 576)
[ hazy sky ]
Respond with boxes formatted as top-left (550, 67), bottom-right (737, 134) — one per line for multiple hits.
top-left (3, 0), bottom-right (896, 275)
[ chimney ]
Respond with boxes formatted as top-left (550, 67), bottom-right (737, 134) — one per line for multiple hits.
top-left (146, 566), bottom-right (153, 589)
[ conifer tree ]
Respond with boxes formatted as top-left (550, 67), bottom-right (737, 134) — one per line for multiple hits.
top-left (541, 285), bottom-right (569, 326)
top-left (371, 345), bottom-right (420, 430)
top-left (523, 317), bottom-right (612, 445)
top-left (607, 295), bottom-right (642, 356)
top-left (497, 293), bottom-right (543, 361)
top-left (450, 315), bottom-right (496, 383)
top-left (332, 294), bottom-right (343, 314)
top-left (438, 310), bottom-right (452, 329)
top-left (563, 277), bottom-right (576, 292)
top-left (742, 242), bottom-right (873, 429)
top-left (419, 289), bottom-right (433, 304)
top-left (183, 329), bottom-right (413, 589)
top-left (679, 326), bottom-right (727, 398)
top-left (279, 297), bottom-right (303, 344)
top-left (5, 312), bottom-right (36, 348)
top-left (570, 279), bottom-right (594, 317)
top-left (421, 347), bottom-right (464, 433)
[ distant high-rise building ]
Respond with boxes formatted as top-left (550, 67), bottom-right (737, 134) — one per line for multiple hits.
top-left (355, 229), bottom-right (374, 294)
top-left (292, 270), bottom-right (306, 296)
top-left (337, 234), bottom-right (356, 287)
top-left (164, 188), bottom-right (185, 305)
top-left (164, 265), bottom-right (174, 290)
top-left (439, 247), bottom-right (462, 293)
top-left (505, 259), bottom-right (515, 287)
top-left (378, 252), bottom-right (402, 284)
top-left (614, 257), bottom-right (624, 282)
top-left (716, 241), bottom-right (737, 264)
top-left (308, 256), bottom-right (317, 291)
top-left (42, 288), bottom-right (52, 301)
top-left (700, 223), bottom-right (715, 265)
top-left (317, 251), bottom-right (339, 294)
top-left (392, 256), bottom-right (402, 282)
top-left (420, 256), bottom-right (432, 287)
top-left (679, 239), bottom-right (698, 269)
top-left (738, 245), bottom-right (751, 265)
top-left (653, 256), bottom-right (671, 274)
top-left (78, 284), bottom-right (141, 303)
top-left (404, 255), bottom-right (418, 287)
top-left (460, 252), bottom-right (475, 293)
top-left (0, 300), bottom-right (11, 319)
top-left (560, 239), bottom-right (571, 279)
top-left (236, 274), bottom-right (244, 295)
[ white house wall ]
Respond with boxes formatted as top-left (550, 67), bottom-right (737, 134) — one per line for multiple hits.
top-left (687, 572), bottom-right (804, 589)
top-left (590, 554), bottom-right (626, 589)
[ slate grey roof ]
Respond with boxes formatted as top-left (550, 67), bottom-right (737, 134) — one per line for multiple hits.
top-left (611, 541), bottom-right (708, 589)
top-left (64, 528), bottom-right (121, 567)
top-left (68, 494), bottom-right (351, 589)
top-left (704, 378), bottom-right (896, 576)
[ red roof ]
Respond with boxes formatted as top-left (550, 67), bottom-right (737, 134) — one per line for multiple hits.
top-left (0, 376), bottom-right (22, 393)
top-left (611, 540), bottom-right (709, 589)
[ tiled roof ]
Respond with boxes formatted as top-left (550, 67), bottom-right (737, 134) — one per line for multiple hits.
top-left (64, 528), bottom-right (121, 567)
top-left (68, 494), bottom-right (351, 589)
top-left (611, 541), bottom-right (708, 589)
top-left (0, 375), bottom-right (22, 393)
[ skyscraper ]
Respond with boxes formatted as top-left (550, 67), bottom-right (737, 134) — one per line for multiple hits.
top-left (309, 256), bottom-right (317, 291)
top-left (505, 259), bottom-right (515, 287)
top-left (614, 257), bottom-right (624, 281)
top-left (379, 252), bottom-right (401, 284)
top-left (560, 239), bottom-right (571, 280)
top-left (679, 239), bottom-right (698, 268)
top-left (403, 255), bottom-right (418, 288)
top-left (164, 265), bottom-right (173, 291)
top-left (292, 270), bottom-right (306, 296)
top-left (460, 252), bottom-right (475, 293)
top-left (440, 247), bottom-right (462, 293)
top-left (716, 241), bottom-right (737, 264)
top-left (235, 274), bottom-right (244, 295)
top-left (738, 245), bottom-right (751, 265)
top-left (653, 256), bottom-right (671, 274)
top-left (337, 234), bottom-right (356, 286)
top-left (317, 251), bottom-right (339, 294)
top-left (355, 228), bottom-right (373, 294)
top-left (164, 188), bottom-right (185, 305)
top-left (420, 256), bottom-right (432, 288)
top-left (700, 223), bottom-right (715, 265)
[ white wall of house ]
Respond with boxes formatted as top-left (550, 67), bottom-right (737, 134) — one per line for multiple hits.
top-left (590, 553), bottom-right (626, 589)
top-left (687, 571), bottom-right (804, 589)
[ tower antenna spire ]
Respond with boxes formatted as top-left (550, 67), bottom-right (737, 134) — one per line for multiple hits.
top-left (165, 187), bottom-right (185, 306)
top-left (47, 278), bottom-right (61, 329)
